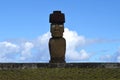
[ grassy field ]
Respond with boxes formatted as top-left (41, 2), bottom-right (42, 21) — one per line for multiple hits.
top-left (0, 68), bottom-right (120, 80)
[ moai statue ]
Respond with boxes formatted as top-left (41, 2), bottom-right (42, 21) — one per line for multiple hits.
top-left (49, 11), bottom-right (66, 63)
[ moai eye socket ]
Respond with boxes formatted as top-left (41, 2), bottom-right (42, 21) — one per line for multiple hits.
top-left (52, 25), bottom-right (55, 28)
top-left (59, 25), bottom-right (63, 27)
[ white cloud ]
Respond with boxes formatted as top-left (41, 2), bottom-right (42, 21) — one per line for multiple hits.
top-left (100, 54), bottom-right (112, 62)
top-left (0, 28), bottom-right (91, 62)
top-left (35, 32), bottom-right (50, 51)
top-left (20, 42), bottom-right (34, 60)
top-left (99, 48), bottom-right (120, 62)
top-left (114, 48), bottom-right (120, 62)
top-left (86, 38), bottom-right (120, 45)
top-left (64, 28), bottom-right (86, 49)
top-left (2, 28), bottom-right (120, 62)
top-left (66, 49), bottom-right (90, 61)
top-left (0, 41), bottom-right (19, 54)
top-left (0, 41), bottom-right (19, 62)
top-left (80, 49), bottom-right (90, 60)
top-left (63, 28), bottom-right (90, 61)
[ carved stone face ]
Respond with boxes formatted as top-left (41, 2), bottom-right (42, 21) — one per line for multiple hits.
top-left (51, 24), bottom-right (64, 38)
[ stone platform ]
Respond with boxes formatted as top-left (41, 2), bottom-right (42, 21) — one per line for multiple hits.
top-left (0, 63), bottom-right (120, 70)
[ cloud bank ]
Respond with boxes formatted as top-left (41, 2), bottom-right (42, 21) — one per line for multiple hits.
top-left (100, 48), bottom-right (120, 62)
top-left (0, 28), bottom-right (91, 62)
top-left (0, 28), bottom-right (120, 62)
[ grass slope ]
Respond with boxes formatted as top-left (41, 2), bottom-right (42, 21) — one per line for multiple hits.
top-left (0, 68), bottom-right (120, 80)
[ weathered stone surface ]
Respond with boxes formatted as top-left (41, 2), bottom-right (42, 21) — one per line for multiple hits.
top-left (0, 63), bottom-right (120, 70)
top-left (50, 24), bottom-right (64, 38)
top-left (49, 38), bottom-right (66, 63)
top-left (49, 11), bottom-right (66, 63)
top-left (49, 11), bottom-right (65, 24)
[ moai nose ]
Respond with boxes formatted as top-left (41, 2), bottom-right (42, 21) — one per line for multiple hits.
top-left (55, 25), bottom-right (59, 30)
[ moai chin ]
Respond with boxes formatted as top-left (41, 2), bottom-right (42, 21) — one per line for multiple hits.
top-left (49, 11), bottom-right (66, 63)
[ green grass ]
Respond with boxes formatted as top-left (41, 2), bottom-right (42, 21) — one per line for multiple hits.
top-left (0, 68), bottom-right (120, 80)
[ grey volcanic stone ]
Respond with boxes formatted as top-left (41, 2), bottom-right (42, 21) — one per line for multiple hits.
top-left (0, 63), bottom-right (120, 70)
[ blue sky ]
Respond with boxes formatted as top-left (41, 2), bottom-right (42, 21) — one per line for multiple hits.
top-left (0, 0), bottom-right (120, 62)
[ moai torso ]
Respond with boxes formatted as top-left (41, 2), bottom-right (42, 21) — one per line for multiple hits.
top-left (49, 11), bottom-right (66, 63)
top-left (49, 38), bottom-right (66, 62)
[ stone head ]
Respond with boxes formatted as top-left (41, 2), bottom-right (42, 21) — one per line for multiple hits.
top-left (49, 11), bottom-right (65, 38)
